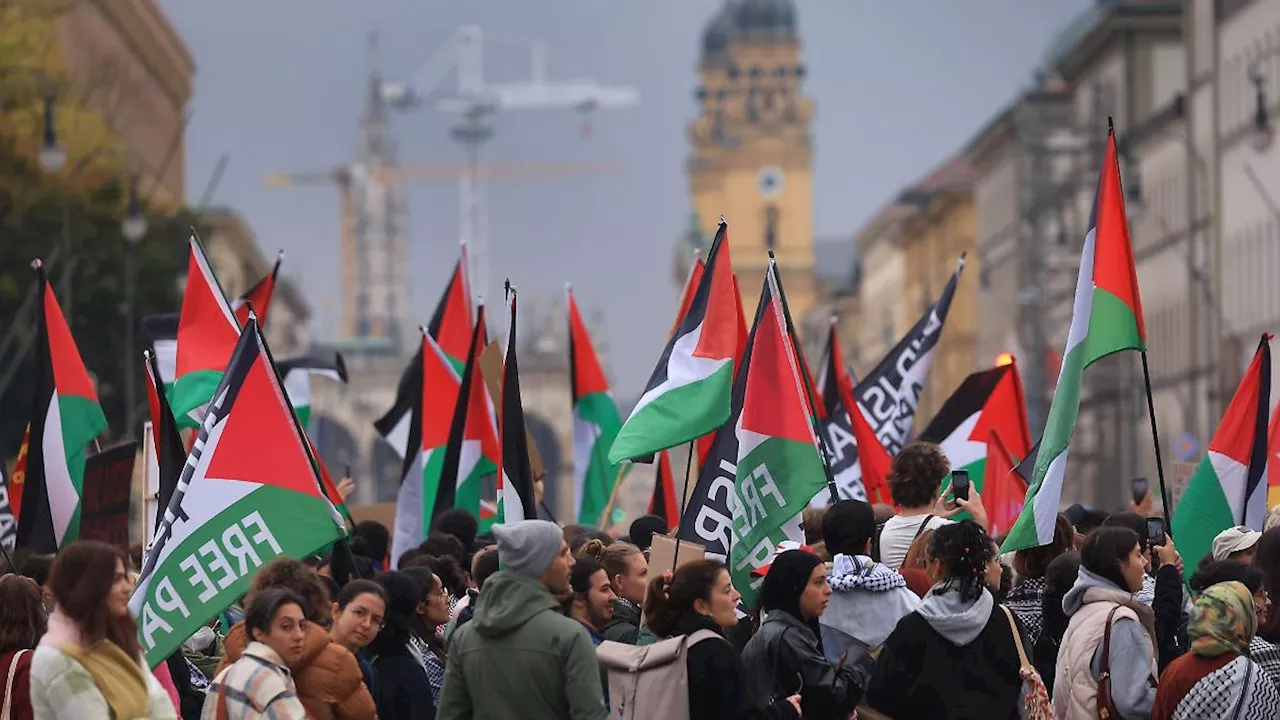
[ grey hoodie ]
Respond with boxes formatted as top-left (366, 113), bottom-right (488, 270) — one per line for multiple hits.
top-left (1061, 568), bottom-right (1157, 720)
top-left (915, 583), bottom-right (995, 646)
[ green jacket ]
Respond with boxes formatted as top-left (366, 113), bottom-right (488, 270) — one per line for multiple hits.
top-left (438, 571), bottom-right (608, 720)
top-left (600, 598), bottom-right (641, 644)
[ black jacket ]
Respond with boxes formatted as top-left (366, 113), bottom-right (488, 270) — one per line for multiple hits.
top-left (1151, 563), bottom-right (1188, 670)
top-left (740, 611), bottom-right (871, 720)
top-left (371, 646), bottom-right (436, 720)
top-left (670, 611), bottom-right (798, 720)
top-left (601, 598), bottom-right (641, 644)
top-left (866, 603), bottom-right (1025, 720)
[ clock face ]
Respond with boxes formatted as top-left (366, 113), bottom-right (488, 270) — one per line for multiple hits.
top-left (757, 166), bottom-right (785, 199)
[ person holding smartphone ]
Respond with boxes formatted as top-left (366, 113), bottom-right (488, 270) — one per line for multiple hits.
top-left (876, 443), bottom-right (990, 571)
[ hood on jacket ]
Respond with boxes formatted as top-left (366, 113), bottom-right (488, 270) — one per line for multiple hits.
top-left (915, 584), bottom-right (994, 646)
top-left (471, 571), bottom-right (560, 638)
top-left (1062, 567), bottom-right (1131, 616)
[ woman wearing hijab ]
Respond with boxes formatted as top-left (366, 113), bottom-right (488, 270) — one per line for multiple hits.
top-left (1151, 580), bottom-right (1280, 719)
top-left (740, 549), bottom-right (872, 720)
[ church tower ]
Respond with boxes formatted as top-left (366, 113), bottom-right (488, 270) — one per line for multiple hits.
top-left (686, 0), bottom-right (815, 321)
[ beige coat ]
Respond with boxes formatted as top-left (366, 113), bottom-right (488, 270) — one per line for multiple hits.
top-left (1052, 585), bottom-right (1156, 719)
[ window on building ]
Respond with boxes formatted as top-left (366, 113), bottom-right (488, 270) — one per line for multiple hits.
top-left (764, 206), bottom-right (778, 249)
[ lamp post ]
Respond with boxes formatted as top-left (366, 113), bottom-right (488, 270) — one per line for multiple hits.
top-left (37, 93), bottom-right (73, 317)
top-left (121, 176), bottom-right (147, 437)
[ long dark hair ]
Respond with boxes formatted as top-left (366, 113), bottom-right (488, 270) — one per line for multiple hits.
top-left (0, 574), bottom-right (46, 654)
top-left (1080, 526), bottom-right (1141, 592)
top-left (48, 541), bottom-right (141, 659)
top-left (1255, 528), bottom-right (1280, 643)
top-left (369, 571), bottom-right (418, 658)
top-left (398, 566), bottom-right (447, 664)
top-left (1040, 552), bottom-right (1081, 647)
top-left (929, 521), bottom-right (995, 602)
top-left (644, 559), bottom-right (726, 638)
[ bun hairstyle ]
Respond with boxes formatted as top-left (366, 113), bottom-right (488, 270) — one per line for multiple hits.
top-left (643, 559), bottom-right (727, 638)
top-left (928, 520), bottom-right (996, 602)
top-left (580, 539), bottom-right (643, 584)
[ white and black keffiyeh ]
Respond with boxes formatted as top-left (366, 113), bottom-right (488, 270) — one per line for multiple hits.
top-left (1250, 635), bottom-right (1280, 690)
top-left (1174, 655), bottom-right (1280, 720)
top-left (828, 554), bottom-right (906, 593)
top-left (1005, 577), bottom-right (1046, 645)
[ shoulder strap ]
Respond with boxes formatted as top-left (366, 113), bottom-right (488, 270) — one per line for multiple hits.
top-left (1, 650), bottom-right (29, 720)
top-left (1099, 605), bottom-right (1122, 678)
top-left (911, 515), bottom-right (934, 542)
top-left (685, 629), bottom-right (721, 648)
top-left (998, 605), bottom-right (1030, 667)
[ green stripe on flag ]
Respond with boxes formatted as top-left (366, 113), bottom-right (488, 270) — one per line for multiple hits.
top-left (420, 449), bottom-right (447, 523)
top-left (609, 363), bottom-right (733, 464)
top-left (577, 391), bottom-right (622, 525)
top-left (170, 369), bottom-right (224, 428)
top-left (1083, 289), bottom-right (1144, 364)
top-left (1171, 454), bottom-right (1238, 581)
top-left (135, 485), bottom-right (341, 666)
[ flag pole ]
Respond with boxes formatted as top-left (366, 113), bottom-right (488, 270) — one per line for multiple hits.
top-left (1139, 351), bottom-right (1172, 529)
top-left (670, 440), bottom-right (696, 570)
top-left (596, 463), bottom-right (629, 530)
top-left (769, 252), bottom-right (841, 504)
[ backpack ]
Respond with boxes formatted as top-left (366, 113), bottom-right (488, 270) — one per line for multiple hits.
top-left (596, 630), bottom-right (720, 720)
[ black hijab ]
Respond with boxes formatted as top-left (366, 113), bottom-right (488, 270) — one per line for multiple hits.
top-left (758, 549), bottom-right (825, 644)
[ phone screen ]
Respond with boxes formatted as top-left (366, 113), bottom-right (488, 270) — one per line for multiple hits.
top-left (951, 470), bottom-right (970, 502)
top-left (1146, 517), bottom-right (1165, 548)
top-left (1132, 477), bottom-right (1149, 505)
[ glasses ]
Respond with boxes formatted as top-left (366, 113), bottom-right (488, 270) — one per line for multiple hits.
top-left (349, 606), bottom-right (385, 630)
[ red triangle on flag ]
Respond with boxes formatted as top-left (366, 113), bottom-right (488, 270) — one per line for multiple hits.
top-left (429, 257), bottom-right (474, 363)
top-left (233, 255), bottom-right (280, 328)
top-left (568, 290), bottom-right (610, 399)
top-left (42, 282), bottom-right (98, 402)
top-left (739, 289), bottom-right (812, 445)
top-left (177, 236), bottom-right (241, 377)
top-left (691, 228), bottom-right (739, 362)
top-left (984, 430), bottom-right (1027, 537)
top-left (202, 352), bottom-right (326, 501)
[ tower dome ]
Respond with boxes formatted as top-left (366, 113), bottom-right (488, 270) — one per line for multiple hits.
top-left (735, 0), bottom-right (796, 38)
top-left (700, 1), bottom-right (739, 67)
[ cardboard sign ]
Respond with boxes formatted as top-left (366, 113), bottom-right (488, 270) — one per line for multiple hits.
top-left (81, 442), bottom-right (137, 547)
top-left (647, 533), bottom-right (706, 579)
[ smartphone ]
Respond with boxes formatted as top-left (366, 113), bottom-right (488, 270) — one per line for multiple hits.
top-left (1146, 517), bottom-right (1165, 548)
top-left (1131, 477), bottom-right (1149, 506)
top-left (951, 469), bottom-right (970, 503)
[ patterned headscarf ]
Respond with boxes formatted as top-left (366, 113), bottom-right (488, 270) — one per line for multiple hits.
top-left (1189, 580), bottom-right (1257, 657)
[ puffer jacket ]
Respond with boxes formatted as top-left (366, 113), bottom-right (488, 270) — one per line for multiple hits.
top-left (600, 598), bottom-right (641, 644)
top-left (741, 610), bottom-right (872, 720)
top-left (218, 621), bottom-right (376, 720)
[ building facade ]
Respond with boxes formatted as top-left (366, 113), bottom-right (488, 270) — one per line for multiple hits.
top-left (688, 0), bottom-right (816, 323)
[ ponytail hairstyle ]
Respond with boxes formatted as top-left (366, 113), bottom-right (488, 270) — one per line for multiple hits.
top-left (643, 559), bottom-right (727, 639)
top-left (928, 520), bottom-right (996, 603)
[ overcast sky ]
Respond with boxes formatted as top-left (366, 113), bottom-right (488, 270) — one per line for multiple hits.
top-left (160, 0), bottom-right (1091, 398)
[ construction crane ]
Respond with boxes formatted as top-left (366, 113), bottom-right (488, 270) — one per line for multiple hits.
top-left (382, 25), bottom-right (639, 304)
top-left (266, 160), bottom-right (621, 341)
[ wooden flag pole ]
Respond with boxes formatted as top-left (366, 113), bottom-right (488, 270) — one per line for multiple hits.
top-left (1140, 351), bottom-right (1173, 529)
top-left (670, 440), bottom-right (697, 570)
top-left (596, 462), bottom-right (629, 530)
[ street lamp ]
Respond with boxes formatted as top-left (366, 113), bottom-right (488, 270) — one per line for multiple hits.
top-left (122, 175), bottom-right (147, 437)
top-left (1251, 69), bottom-right (1273, 153)
top-left (37, 93), bottom-right (65, 173)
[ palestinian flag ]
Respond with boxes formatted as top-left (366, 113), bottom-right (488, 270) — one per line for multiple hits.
top-left (568, 287), bottom-right (624, 525)
top-left (144, 350), bottom-right (187, 535)
top-left (730, 263), bottom-right (828, 604)
top-left (278, 354), bottom-right (348, 428)
top-left (918, 361), bottom-right (1033, 499)
top-left (1267, 397), bottom-right (1280, 510)
top-left (8, 427), bottom-right (29, 527)
top-left (171, 235), bottom-right (241, 427)
top-left (1003, 124), bottom-right (1147, 553)
top-left (375, 343), bottom-right (426, 461)
top-left (695, 272), bottom-right (749, 468)
top-left (389, 331), bottom-right (461, 567)
top-left (0, 447), bottom-right (15, 550)
top-left (671, 251), bottom-right (704, 337)
top-left (497, 287), bottom-right (537, 523)
top-left (983, 431), bottom-right (1027, 537)
top-left (610, 221), bottom-right (738, 463)
top-left (439, 304), bottom-right (499, 528)
top-left (428, 245), bottom-right (475, 372)
top-left (131, 315), bottom-right (344, 668)
top-left (815, 321), bottom-right (890, 503)
top-left (232, 250), bottom-right (282, 328)
top-left (1173, 335), bottom-right (1271, 577)
top-left (648, 450), bottom-right (679, 531)
top-left (15, 263), bottom-right (108, 553)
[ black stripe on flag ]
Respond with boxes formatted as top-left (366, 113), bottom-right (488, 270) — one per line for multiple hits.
top-left (145, 350), bottom-right (188, 534)
top-left (437, 305), bottom-right (489, 523)
top-left (917, 365), bottom-right (1009, 444)
top-left (500, 287), bottom-right (537, 522)
top-left (16, 267), bottom-right (60, 554)
top-left (375, 341), bottom-right (425, 458)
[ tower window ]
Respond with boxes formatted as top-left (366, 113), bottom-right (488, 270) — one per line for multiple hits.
top-left (765, 206), bottom-right (779, 250)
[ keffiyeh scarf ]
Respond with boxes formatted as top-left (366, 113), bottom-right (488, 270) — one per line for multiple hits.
top-left (1174, 654), bottom-right (1280, 720)
top-left (828, 554), bottom-right (906, 593)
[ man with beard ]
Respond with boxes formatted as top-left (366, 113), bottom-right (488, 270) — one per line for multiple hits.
top-left (563, 557), bottom-right (617, 644)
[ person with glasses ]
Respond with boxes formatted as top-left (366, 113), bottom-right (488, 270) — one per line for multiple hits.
top-left (330, 581), bottom-right (388, 698)
top-left (400, 566), bottom-right (452, 710)
top-left (369, 572), bottom-right (435, 719)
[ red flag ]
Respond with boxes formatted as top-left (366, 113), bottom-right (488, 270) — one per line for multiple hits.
top-left (233, 252), bottom-right (281, 328)
top-left (984, 430), bottom-right (1027, 537)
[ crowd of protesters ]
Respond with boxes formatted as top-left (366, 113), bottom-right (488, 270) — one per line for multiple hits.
top-left (4, 444), bottom-right (1280, 718)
